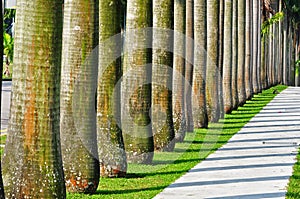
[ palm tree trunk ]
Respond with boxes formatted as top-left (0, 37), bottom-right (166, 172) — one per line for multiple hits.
top-left (98, 0), bottom-right (127, 178)
top-left (252, 0), bottom-right (259, 93)
top-left (218, 0), bottom-right (225, 119)
top-left (245, 0), bottom-right (253, 99)
top-left (0, 1), bottom-right (5, 197)
top-left (257, 0), bottom-right (262, 92)
top-left (231, 0), bottom-right (239, 109)
top-left (289, 26), bottom-right (295, 86)
top-left (237, 0), bottom-right (246, 105)
top-left (185, 0), bottom-right (194, 132)
top-left (153, 0), bottom-right (175, 152)
top-left (223, 0), bottom-right (233, 114)
top-left (283, 17), bottom-right (289, 85)
top-left (193, 0), bottom-right (208, 128)
top-left (206, 0), bottom-right (220, 122)
top-left (2, 0), bottom-right (66, 198)
top-left (60, 0), bottom-right (100, 192)
top-left (173, 0), bottom-right (187, 142)
top-left (122, 0), bottom-right (154, 164)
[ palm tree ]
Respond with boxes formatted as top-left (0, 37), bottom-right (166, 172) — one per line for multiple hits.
top-left (257, 0), bottom-right (262, 92)
top-left (153, 0), bottom-right (175, 151)
top-left (185, 0), bottom-right (194, 132)
top-left (252, 0), bottom-right (259, 93)
top-left (2, 0), bottom-right (66, 198)
top-left (60, 0), bottom-right (100, 193)
top-left (245, 0), bottom-right (253, 99)
top-left (0, 1), bottom-right (5, 197)
top-left (206, 0), bottom-right (220, 122)
top-left (218, 0), bottom-right (225, 119)
top-left (193, 0), bottom-right (208, 127)
top-left (231, 0), bottom-right (239, 109)
top-left (223, 0), bottom-right (233, 113)
top-left (173, 0), bottom-right (187, 141)
top-left (98, 0), bottom-right (127, 177)
top-left (237, 0), bottom-right (247, 105)
top-left (122, 0), bottom-right (154, 164)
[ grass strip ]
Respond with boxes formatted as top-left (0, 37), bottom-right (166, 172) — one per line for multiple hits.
top-left (68, 84), bottom-right (287, 199)
top-left (286, 144), bottom-right (300, 198)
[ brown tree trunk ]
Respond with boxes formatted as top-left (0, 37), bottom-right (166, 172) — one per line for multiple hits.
top-left (223, 0), bottom-right (233, 114)
top-left (185, 0), bottom-right (194, 132)
top-left (173, 0), bottom-right (187, 142)
top-left (0, 0), bottom-right (5, 197)
top-left (152, 0), bottom-right (175, 151)
top-left (245, 0), bottom-right (253, 99)
top-left (193, 0), bottom-right (208, 128)
top-left (237, 0), bottom-right (246, 105)
top-left (206, 0), bottom-right (220, 122)
top-left (231, 0), bottom-right (239, 109)
top-left (122, 0), bottom-right (154, 164)
top-left (98, 0), bottom-right (127, 177)
top-left (60, 0), bottom-right (100, 192)
top-left (2, 0), bottom-right (66, 198)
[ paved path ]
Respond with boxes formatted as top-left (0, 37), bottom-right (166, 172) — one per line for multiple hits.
top-left (1, 81), bottom-right (11, 133)
top-left (155, 87), bottom-right (300, 199)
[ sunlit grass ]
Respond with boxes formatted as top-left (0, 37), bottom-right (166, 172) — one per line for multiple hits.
top-left (287, 147), bottom-right (300, 198)
top-left (67, 84), bottom-right (287, 199)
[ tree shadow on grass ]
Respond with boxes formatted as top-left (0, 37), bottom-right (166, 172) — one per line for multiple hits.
top-left (95, 185), bottom-right (166, 195)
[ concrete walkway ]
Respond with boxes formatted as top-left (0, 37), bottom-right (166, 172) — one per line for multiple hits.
top-left (155, 87), bottom-right (300, 199)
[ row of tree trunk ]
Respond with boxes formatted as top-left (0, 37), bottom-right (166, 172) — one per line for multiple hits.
top-left (0, 0), bottom-right (299, 198)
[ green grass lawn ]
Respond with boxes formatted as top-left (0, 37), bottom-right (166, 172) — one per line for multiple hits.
top-left (66, 84), bottom-right (287, 199)
top-left (287, 148), bottom-right (300, 198)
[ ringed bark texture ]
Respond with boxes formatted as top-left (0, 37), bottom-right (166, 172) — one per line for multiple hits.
top-left (222, 0), bottom-right (233, 114)
top-left (2, 1), bottom-right (66, 198)
top-left (60, 0), bottom-right (100, 193)
top-left (237, 0), bottom-right (246, 106)
top-left (98, 0), bottom-right (127, 178)
top-left (0, 1), bottom-right (5, 197)
top-left (206, 0), bottom-right (220, 122)
top-left (153, 0), bottom-right (175, 151)
top-left (122, 0), bottom-right (154, 164)
top-left (245, 0), bottom-right (253, 100)
top-left (231, 0), bottom-right (239, 110)
top-left (185, 0), bottom-right (194, 132)
top-left (173, 0), bottom-right (187, 142)
top-left (193, 0), bottom-right (208, 128)
top-left (252, 0), bottom-right (259, 94)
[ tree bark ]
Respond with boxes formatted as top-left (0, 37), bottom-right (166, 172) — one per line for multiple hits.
top-left (245, 0), bottom-right (253, 99)
top-left (193, 0), bottom-right (208, 127)
top-left (185, 0), bottom-right (194, 132)
top-left (2, 1), bottom-right (66, 198)
top-left (98, 0), bottom-right (127, 177)
top-left (152, 0), bottom-right (175, 151)
top-left (206, 0), bottom-right (220, 122)
top-left (231, 0), bottom-right (239, 109)
top-left (237, 0), bottom-right (246, 105)
top-left (252, 0), bottom-right (259, 93)
top-left (60, 0), bottom-right (100, 192)
top-left (122, 0), bottom-right (154, 164)
top-left (0, 0), bottom-right (5, 197)
top-left (173, 0), bottom-right (187, 142)
top-left (222, 0), bottom-right (233, 114)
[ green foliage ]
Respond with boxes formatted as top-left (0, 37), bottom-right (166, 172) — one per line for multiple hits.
top-left (296, 60), bottom-right (300, 76)
top-left (3, 9), bottom-right (15, 30)
top-left (284, 0), bottom-right (300, 25)
top-left (261, 12), bottom-right (284, 37)
top-left (3, 33), bottom-right (14, 63)
top-left (3, 9), bottom-right (15, 63)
